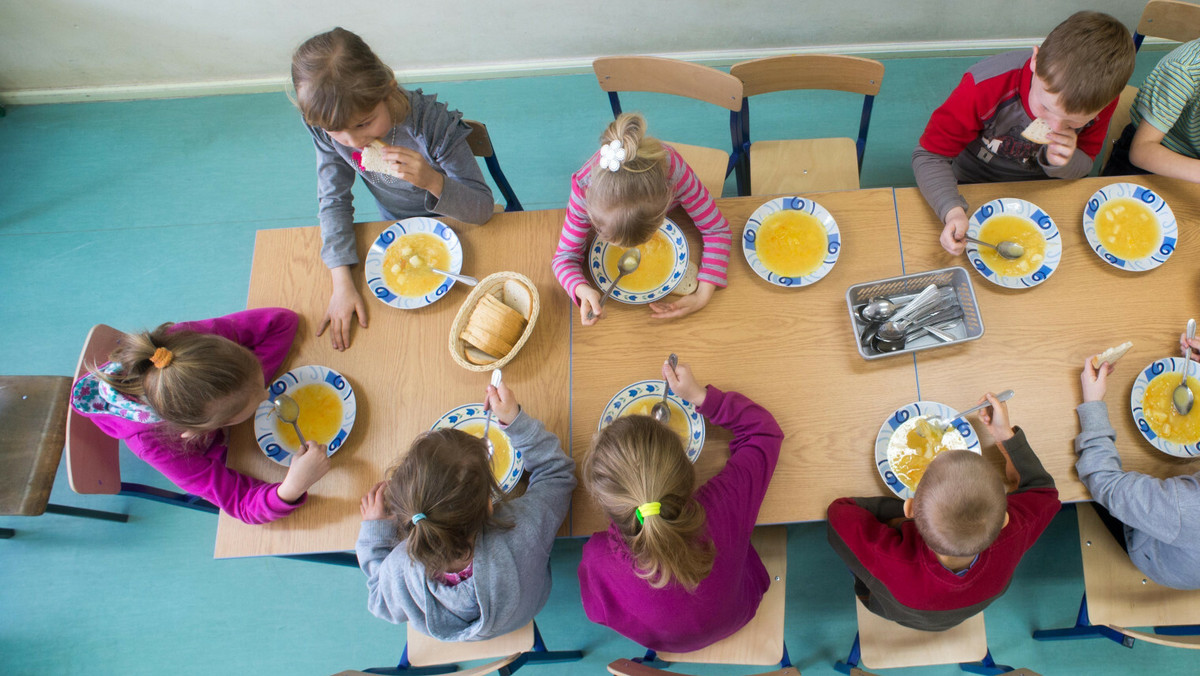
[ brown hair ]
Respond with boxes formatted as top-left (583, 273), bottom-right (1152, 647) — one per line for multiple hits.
top-left (584, 415), bottom-right (714, 590)
top-left (93, 325), bottom-right (263, 439)
top-left (290, 27), bottom-right (411, 131)
top-left (586, 113), bottom-right (673, 247)
top-left (385, 429), bottom-right (511, 579)
top-left (913, 450), bottom-right (1008, 557)
top-left (1036, 11), bottom-right (1135, 115)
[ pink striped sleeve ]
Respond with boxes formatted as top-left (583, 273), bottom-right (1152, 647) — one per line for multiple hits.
top-left (665, 147), bottom-right (732, 288)
top-left (551, 156), bottom-right (599, 304)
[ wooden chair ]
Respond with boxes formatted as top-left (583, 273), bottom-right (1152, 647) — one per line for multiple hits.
top-left (65, 324), bottom-right (217, 514)
top-left (362, 620), bottom-right (582, 675)
top-left (464, 120), bottom-right (523, 213)
top-left (636, 527), bottom-right (792, 670)
top-left (1134, 0), bottom-right (1200, 50)
top-left (834, 600), bottom-right (1013, 674)
top-left (1096, 85), bottom-right (1140, 175)
top-left (593, 56), bottom-right (743, 196)
top-left (1032, 503), bottom-right (1200, 650)
top-left (730, 55), bottom-right (884, 196)
top-left (607, 657), bottom-right (799, 676)
top-left (0, 375), bottom-right (128, 537)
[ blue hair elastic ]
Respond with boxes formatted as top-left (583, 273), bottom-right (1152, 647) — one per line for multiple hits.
top-left (411, 513), bottom-right (427, 525)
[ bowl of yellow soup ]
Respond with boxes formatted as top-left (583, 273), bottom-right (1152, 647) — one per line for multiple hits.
top-left (1083, 183), bottom-right (1177, 272)
top-left (430, 403), bottom-right (525, 493)
top-left (588, 219), bottom-right (690, 304)
top-left (965, 198), bottom-right (1062, 289)
top-left (1131, 357), bottom-right (1200, 457)
top-left (875, 401), bottom-right (981, 499)
top-left (254, 365), bottom-right (356, 466)
top-left (365, 217), bottom-right (464, 309)
top-left (743, 197), bottom-right (841, 287)
top-left (598, 380), bottom-right (706, 462)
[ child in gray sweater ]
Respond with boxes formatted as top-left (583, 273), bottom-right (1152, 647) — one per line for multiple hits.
top-left (1077, 355), bottom-right (1200, 590)
top-left (356, 381), bottom-right (576, 640)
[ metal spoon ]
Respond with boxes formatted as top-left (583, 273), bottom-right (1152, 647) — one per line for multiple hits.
top-left (482, 368), bottom-right (503, 452)
top-left (272, 394), bottom-right (307, 447)
top-left (965, 236), bottom-right (1025, 260)
top-left (651, 354), bottom-right (678, 424)
top-left (1173, 319), bottom-right (1196, 415)
top-left (872, 320), bottom-right (958, 352)
top-left (431, 268), bottom-right (478, 287)
top-left (926, 390), bottom-right (1016, 434)
top-left (860, 297), bottom-right (897, 323)
top-left (587, 248), bottom-right (642, 320)
top-left (877, 306), bottom-right (964, 342)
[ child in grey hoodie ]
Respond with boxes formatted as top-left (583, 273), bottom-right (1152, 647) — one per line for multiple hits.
top-left (356, 381), bottom-right (576, 640)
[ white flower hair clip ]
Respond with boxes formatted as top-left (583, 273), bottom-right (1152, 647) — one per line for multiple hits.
top-left (598, 139), bottom-right (627, 172)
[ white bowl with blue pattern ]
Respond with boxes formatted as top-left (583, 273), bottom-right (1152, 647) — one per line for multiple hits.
top-left (430, 403), bottom-right (525, 494)
top-left (598, 380), bottom-right (706, 462)
top-left (254, 365), bottom-right (356, 466)
top-left (875, 401), bottom-right (981, 499)
top-left (743, 196), bottom-right (841, 287)
top-left (1083, 182), bottom-right (1177, 272)
top-left (364, 217), bottom-right (464, 309)
top-left (588, 219), bottom-right (689, 305)
top-left (1130, 357), bottom-right (1200, 458)
top-left (966, 198), bottom-right (1062, 289)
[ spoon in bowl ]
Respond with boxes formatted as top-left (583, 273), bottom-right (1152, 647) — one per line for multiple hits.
top-left (272, 394), bottom-right (307, 446)
top-left (587, 248), bottom-right (642, 320)
top-left (482, 369), bottom-right (503, 452)
top-left (431, 268), bottom-right (478, 287)
top-left (965, 236), bottom-right (1025, 260)
top-left (1173, 319), bottom-right (1196, 415)
top-left (651, 353), bottom-right (679, 424)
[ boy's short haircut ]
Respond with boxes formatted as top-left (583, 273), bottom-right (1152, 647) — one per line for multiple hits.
top-left (913, 450), bottom-right (1008, 557)
top-left (1036, 11), bottom-right (1136, 115)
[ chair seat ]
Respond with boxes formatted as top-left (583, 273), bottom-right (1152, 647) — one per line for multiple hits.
top-left (607, 657), bottom-right (799, 676)
top-left (407, 621), bottom-right (534, 667)
top-left (0, 376), bottom-right (73, 516)
top-left (666, 141), bottom-right (730, 198)
top-left (751, 138), bottom-right (860, 195)
top-left (854, 599), bottom-right (988, 669)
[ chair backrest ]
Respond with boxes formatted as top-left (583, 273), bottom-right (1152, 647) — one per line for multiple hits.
top-left (1135, 0), bottom-right (1200, 49)
top-left (406, 620), bottom-right (534, 667)
top-left (606, 657), bottom-right (800, 676)
top-left (65, 324), bottom-right (124, 495)
top-left (1096, 85), bottom-right (1140, 174)
top-left (593, 56), bottom-right (744, 112)
top-left (464, 119), bottom-right (523, 212)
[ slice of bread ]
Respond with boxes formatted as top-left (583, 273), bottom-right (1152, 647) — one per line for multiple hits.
top-left (1092, 341), bottom-right (1133, 368)
top-left (1021, 118), bottom-right (1053, 145)
top-left (670, 260), bottom-right (699, 297)
top-left (463, 345), bottom-right (497, 365)
top-left (503, 279), bottom-right (535, 319)
top-left (360, 140), bottom-right (401, 177)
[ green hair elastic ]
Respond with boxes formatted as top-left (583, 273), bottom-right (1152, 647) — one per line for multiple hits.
top-left (635, 501), bottom-right (661, 525)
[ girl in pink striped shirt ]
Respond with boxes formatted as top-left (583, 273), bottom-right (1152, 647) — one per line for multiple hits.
top-left (551, 113), bottom-right (732, 325)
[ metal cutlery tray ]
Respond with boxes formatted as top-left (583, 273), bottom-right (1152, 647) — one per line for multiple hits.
top-left (846, 266), bottom-right (985, 360)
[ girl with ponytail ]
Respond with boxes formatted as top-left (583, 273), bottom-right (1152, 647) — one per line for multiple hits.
top-left (578, 360), bottom-right (783, 652)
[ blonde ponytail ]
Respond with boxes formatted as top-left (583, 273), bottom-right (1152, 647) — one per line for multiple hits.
top-left (587, 113), bottom-right (673, 247)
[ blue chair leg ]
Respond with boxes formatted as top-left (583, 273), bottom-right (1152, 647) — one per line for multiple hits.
top-left (0, 527), bottom-right (14, 538)
top-left (120, 482), bottom-right (218, 514)
top-left (1154, 625), bottom-right (1200, 636)
top-left (632, 648), bottom-right (668, 667)
top-left (960, 648), bottom-right (1014, 674)
top-left (779, 641), bottom-right (792, 668)
top-left (505, 622), bottom-right (583, 673)
top-left (363, 644), bottom-right (457, 675)
top-left (1032, 593), bottom-right (1135, 648)
top-left (44, 503), bottom-right (128, 522)
top-left (833, 631), bottom-right (861, 674)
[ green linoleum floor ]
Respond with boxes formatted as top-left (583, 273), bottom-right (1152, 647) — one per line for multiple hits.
top-left (0, 51), bottom-right (1185, 675)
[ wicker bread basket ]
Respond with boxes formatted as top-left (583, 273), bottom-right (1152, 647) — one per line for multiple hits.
top-left (448, 271), bottom-right (541, 372)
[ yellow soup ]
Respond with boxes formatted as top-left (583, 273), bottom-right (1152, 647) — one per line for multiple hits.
top-left (1142, 372), bottom-right (1200, 444)
top-left (978, 215), bottom-right (1047, 277)
top-left (275, 384), bottom-right (343, 449)
top-left (604, 231), bottom-right (674, 293)
top-left (382, 233), bottom-right (451, 297)
top-left (458, 421), bottom-right (514, 483)
top-left (755, 210), bottom-right (827, 278)
top-left (623, 398), bottom-right (691, 442)
top-left (890, 418), bottom-right (962, 490)
top-left (1096, 197), bottom-right (1159, 260)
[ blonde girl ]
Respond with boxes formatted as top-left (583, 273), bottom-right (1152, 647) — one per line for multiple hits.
top-left (578, 361), bottom-right (783, 652)
top-left (551, 113), bottom-right (733, 325)
top-left (70, 308), bottom-right (330, 524)
top-left (357, 381), bottom-right (576, 640)
top-left (291, 27), bottom-right (494, 351)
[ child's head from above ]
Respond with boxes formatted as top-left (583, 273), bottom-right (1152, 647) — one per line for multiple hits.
top-left (95, 326), bottom-right (265, 440)
top-left (584, 415), bottom-right (714, 590)
top-left (587, 113), bottom-right (672, 248)
top-left (385, 429), bottom-right (509, 578)
top-left (291, 27), bottom-right (411, 149)
top-left (1030, 11), bottom-right (1135, 131)
top-left (910, 450), bottom-right (1009, 558)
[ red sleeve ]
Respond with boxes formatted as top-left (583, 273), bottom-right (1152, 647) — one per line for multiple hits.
top-left (919, 72), bottom-right (988, 158)
top-left (174, 308), bottom-right (299, 383)
top-left (827, 497), bottom-right (912, 564)
top-left (1077, 97), bottom-right (1119, 159)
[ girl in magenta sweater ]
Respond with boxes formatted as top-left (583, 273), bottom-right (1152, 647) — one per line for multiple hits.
top-left (578, 361), bottom-right (783, 652)
top-left (70, 308), bottom-right (331, 524)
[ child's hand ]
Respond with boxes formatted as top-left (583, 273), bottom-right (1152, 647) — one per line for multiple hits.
top-left (940, 208), bottom-right (968, 255)
top-left (318, 266), bottom-right (368, 351)
top-left (975, 392), bottom-right (1015, 443)
top-left (1180, 333), bottom-right (1200, 359)
top-left (664, 360), bottom-right (707, 408)
top-left (1082, 356), bottom-right (1114, 403)
top-left (1044, 127), bottom-right (1079, 167)
top-left (278, 441), bottom-right (332, 504)
top-left (649, 282), bottom-right (715, 320)
top-left (486, 381), bottom-right (520, 425)
top-left (380, 146), bottom-right (446, 198)
top-left (360, 481), bottom-right (388, 521)
top-left (576, 285), bottom-right (604, 326)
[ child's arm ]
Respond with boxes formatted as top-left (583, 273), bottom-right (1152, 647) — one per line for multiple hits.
top-left (399, 97), bottom-right (494, 225)
top-left (1130, 122), bottom-right (1200, 182)
top-left (826, 497), bottom-right (912, 582)
top-left (355, 504), bottom-right (412, 625)
top-left (174, 308), bottom-right (299, 381)
top-left (1039, 98), bottom-right (1116, 178)
top-left (976, 391), bottom-right (1054, 492)
top-left (309, 126), bottom-right (362, 271)
top-left (551, 163), bottom-right (602, 320)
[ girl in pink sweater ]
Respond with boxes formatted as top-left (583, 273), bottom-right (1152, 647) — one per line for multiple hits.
top-left (551, 113), bottom-right (732, 325)
top-left (70, 308), bottom-right (331, 524)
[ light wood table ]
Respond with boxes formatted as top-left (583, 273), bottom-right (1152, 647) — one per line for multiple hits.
top-left (215, 210), bottom-right (571, 558)
top-left (894, 175), bottom-right (1200, 501)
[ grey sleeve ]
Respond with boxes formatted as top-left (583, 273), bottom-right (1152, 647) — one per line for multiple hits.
top-left (912, 145), bottom-right (969, 222)
top-left (1038, 145), bottom-right (1094, 180)
top-left (410, 93), bottom-right (495, 225)
top-left (311, 126), bottom-right (361, 269)
top-left (356, 519), bottom-right (410, 624)
top-left (1005, 427), bottom-right (1055, 492)
top-left (1074, 401), bottom-right (1187, 544)
top-left (500, 410), bottom-right (576, 553)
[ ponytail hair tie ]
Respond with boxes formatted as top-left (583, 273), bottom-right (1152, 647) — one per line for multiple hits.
top-left (411, 513), bottom-right (427, 525)
top-left (150, 347), bottom-right (174, 369)
top-left (635, 501), bottom-right (661, 525)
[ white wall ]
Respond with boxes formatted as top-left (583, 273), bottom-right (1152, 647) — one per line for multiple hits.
top-left (0, 0), bottom-right (1149, 101)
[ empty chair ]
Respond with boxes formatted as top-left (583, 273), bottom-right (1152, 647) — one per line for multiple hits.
top-left (464, 120), bottom-right (523, 212)
top-left (1134, 0), bottom-right (1200, 50)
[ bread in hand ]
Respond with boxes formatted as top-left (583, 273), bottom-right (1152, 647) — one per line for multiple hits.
top-left (1092, 341), bottom-right (1133, 368)
top-left (1021, 118), bottom-right (1053, 145)
top-left (360, 140), bottom-right (401, 177)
